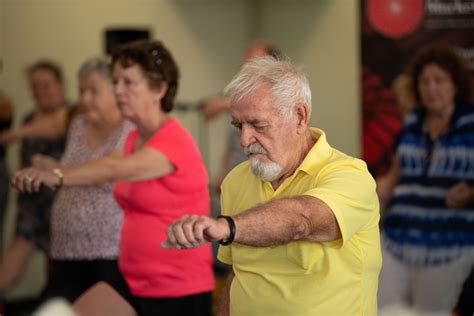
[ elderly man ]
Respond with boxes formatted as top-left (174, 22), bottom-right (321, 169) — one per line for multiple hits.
top-left (162, 57), bottom-right (381, 315)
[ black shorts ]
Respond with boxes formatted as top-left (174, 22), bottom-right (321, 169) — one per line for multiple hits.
top-left (41, 259), bottom-right (120, 303)
top-left (15, 187), bottom-right (57, 252)
top-left (105, 269), bottom-right (212, 316)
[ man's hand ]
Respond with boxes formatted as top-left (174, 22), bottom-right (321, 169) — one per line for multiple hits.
top-left (161, 215), bottom-right (230, 249)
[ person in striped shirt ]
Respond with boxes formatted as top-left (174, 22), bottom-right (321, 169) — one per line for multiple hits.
top-left (377, 43), bottom-right (474, 315)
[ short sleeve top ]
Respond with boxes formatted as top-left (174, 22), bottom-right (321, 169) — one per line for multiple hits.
top-left (114, 118), bottom-right (214, 298)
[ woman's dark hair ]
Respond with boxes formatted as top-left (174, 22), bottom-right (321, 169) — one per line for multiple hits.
top-left (111, 39), bottom-right (179, 112)
top-left (409, 43), bottom-right (471, 107)
top-left (27, 60), bottom-right (64, 83)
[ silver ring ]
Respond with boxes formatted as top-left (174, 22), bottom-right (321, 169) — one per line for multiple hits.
top-left (25, 176), bottom-right (33, 183)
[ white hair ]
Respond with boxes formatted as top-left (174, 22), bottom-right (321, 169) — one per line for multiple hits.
top-left (78, 57), bottom-right (112, 83)
top-left (223, 56), bottom-right (312, 121)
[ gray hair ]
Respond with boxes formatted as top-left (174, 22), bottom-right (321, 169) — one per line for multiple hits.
top-left (223, 56), bottom-right (312, 121)
top-left (77, 57), bottom-right (112, 83)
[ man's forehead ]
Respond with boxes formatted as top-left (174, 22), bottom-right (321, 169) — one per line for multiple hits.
top-left (230, 83), bottom-right (273, 106)
top-left (230, 101), bottom-right (278, 124)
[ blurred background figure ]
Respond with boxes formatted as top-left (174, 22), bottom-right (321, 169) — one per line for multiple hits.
top-left (0, 60), bottom-right (69, 314)
top-left (0, 91), bottom-right (13, 256)
top-left (0, 91), bottom-right (13, 314)
top-left (391, 72), bottom-right (416, 119)
top-left (376, 73), bottom-right (417, 212)
top-left (37, 57), bottom-right (133, 305)
top-left (377, 44), bottom-right (474, 315)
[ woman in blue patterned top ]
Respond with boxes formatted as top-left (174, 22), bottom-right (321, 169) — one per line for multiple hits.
top-left (377, 44), bottom-right (474, 314)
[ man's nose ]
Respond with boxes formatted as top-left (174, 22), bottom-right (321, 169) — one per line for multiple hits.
top-left (240, 124), bottom-right (255, 148)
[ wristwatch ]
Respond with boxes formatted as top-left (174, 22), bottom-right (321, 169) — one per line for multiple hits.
top-left (217, 215), bottom-right (236, 245)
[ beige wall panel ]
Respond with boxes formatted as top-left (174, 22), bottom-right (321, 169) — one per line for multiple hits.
top-left (260, 0), bottom-right (361, 156)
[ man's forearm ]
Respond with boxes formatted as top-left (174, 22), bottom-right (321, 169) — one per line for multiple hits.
top-left (161, 196), bottom-right (341, 251)
top-left (232, 195), bottom-right (341, 247)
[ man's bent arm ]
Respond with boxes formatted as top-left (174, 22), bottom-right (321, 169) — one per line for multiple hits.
top-left (233, 195), bottom-right (341, 247)
top-left (161, 195), bottom-right (342, 250)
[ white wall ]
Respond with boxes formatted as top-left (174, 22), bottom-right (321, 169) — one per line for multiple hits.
top-left (260, 0), bottom-right (361, 156)
top-left (1, 0), bottom-right (361, 299)
top-left (0, 0), bottom-right (4, 87)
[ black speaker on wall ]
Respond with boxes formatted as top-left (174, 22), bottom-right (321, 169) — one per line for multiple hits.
top-left (104, 28), bottom-right (151, 55)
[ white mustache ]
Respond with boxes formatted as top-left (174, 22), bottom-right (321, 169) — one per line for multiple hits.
top-left (244, 143), bottom-right (267, 156)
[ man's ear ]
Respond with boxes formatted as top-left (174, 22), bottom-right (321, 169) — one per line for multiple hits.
top-left (295, 103), bottom-right (309, 133)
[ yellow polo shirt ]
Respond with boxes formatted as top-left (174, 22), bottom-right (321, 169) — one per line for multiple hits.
top-left (218, 128), bottom-right (381, 316)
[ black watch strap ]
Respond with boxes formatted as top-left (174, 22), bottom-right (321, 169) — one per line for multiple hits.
top-left (217, 215), bottom-right (236, 245)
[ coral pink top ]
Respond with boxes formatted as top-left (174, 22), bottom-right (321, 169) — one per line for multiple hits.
top-left (114, 118), bottom-right (214, 298)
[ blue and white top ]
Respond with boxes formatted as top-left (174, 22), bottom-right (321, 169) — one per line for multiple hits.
top-left (383, 104), bottom-right (474, 266)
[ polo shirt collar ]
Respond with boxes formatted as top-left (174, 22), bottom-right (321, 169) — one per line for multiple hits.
top-left (297, 128), bottom-right (332, 176)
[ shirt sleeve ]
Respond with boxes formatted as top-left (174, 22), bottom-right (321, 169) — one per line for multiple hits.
top-left (217, 243), bottom-right (233, 264)
top-left (143, 121), bottom-right (190, 171)
top-left (303, 158), bottom-right (379, 247)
